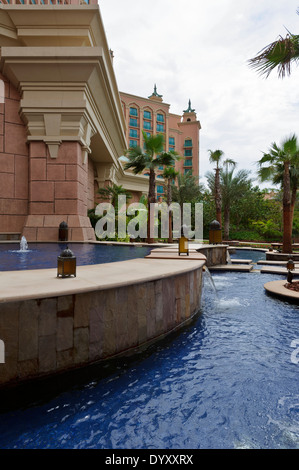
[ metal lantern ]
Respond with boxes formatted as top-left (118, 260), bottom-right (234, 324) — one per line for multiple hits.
top-left (209, 220), bottom-right (222, 244)
top-left (58, 221), bottom-right (68, 242)
top-left (287, 258), bottom-right (295, 284)
top-left (179, 236), bottom-right (189, 256)
top-left (57, 246), bottom-right (76, 278)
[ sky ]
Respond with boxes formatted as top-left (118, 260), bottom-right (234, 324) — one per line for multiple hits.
top-left (100, 0), bottom-right (299, 190)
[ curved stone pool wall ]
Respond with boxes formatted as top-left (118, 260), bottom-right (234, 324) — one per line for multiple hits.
top-left (0, 257), bottom-right (205, 389)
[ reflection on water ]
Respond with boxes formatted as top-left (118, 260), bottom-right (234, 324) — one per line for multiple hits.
top-left (0, 243), bottom-right (152, 271)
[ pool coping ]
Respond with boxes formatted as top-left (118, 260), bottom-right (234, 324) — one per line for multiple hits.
top-left (264, 280), bottom-right (299, 301)
top-left (0, 256), bottom-right (206, 303)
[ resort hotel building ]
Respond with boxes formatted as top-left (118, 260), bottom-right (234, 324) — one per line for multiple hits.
top-left (120, 88), bottom-right (201, 201)
top-left (0, 0), bottom-right (201, 242)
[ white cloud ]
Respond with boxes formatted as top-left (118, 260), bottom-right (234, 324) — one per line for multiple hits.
top-left (100, 0), bottom-right (299, 189)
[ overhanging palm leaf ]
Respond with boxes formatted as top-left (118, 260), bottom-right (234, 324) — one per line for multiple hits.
top-left (249, 33), bottom-right (299, 78)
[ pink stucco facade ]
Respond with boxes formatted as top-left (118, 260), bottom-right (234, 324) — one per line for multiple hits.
top-left (120, 90), bottom-right (201, 199)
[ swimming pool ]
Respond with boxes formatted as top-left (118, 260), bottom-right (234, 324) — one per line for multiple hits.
top-left (0, 268), bottom-right (298, 449)
top-left (229, 248), bottom-right (267, 264)
top-left (0, 243), bottom-right (152, 271)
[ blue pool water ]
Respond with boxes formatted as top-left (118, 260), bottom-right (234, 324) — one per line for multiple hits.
top-left (0, 243), bottom-right (152, 271)
top-left (229, 248), bottom-right (267, 264)
top-left (0, 266), bottom-right (298, 449)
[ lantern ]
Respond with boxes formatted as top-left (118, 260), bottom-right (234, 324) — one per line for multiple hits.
top-left (58, 221), bottom-right (68, 242)
top-left (57, 246), bottom-right (76, 278)
top-left (209, 220), bottom-right (222, 244)
top-left (179, 236), bottom-right (189, 256)
top-left (287, 258), bottom-right (295, 284)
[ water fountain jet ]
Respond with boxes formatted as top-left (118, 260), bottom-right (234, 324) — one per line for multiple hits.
top-left (19, 236), bottom-right (28, 252)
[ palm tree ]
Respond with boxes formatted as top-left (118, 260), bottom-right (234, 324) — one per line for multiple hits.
top-left (163, 166), bottom-right (179, 243)
top-left (249, 9), bottom-right (299, 78)
top-left (207, 150), bottom-right (235, 227)
top-left (221, 165), bottom-right (251, 241)
top-left (208, 149), bottom-right (223, 226)
top-left (97, 183), bottom-right (132, 210)
top-left (258, 134), bottom-right (299, 252)
top-left (206, 163), bottom-right (251, 240)
top-left (124, 131), bottom-right (179, 243)
top-left (171, 172), bottom-right (204, 236)
top-left (259, 161), bottom-right (299, 230)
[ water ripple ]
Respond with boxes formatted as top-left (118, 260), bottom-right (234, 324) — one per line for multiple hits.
top-left (0, 271), bottom-right (299, 449)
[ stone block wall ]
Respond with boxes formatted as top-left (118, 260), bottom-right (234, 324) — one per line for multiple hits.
top-left (196, 245), bottom-right (227, 266)
top-left (0, 266), bottom-right (203, 388)
top-left (22, 141), bottom-right (95, 241)
top-left (0, 73), bottom-right (29, 236)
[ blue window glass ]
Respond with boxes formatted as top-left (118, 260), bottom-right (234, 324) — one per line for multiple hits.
top-left (144, 121), bottom-right (152, 130)
top-left (184, 169), bottom-right (192, 175)
top-left (184, 159), bottom-right (193, 167)
top-left (157, 185), bottom-right (164, 194)
top-left (129, 129), bottom-right (138, 138)
top-left (129, 140), bottom-right (137, 148)
top-left (169, 137), bottom-right (175, 146)
top-left (144, 110), bottom-right (152, 120)
top-left (157, 113), bottom-right (164, 123)
top-left (184, 149), bottom-right (192, 157)
top-left (130, 118), bottom-right (138, 127)
top-left (157, 175), bottom-right (163, 179)
top-left (130, 107), bottom-right (138, 116)
top-left (158, 165), bottom-right (164, 170)
top-left (184, 139), bottom-right (192, 147)
top-left (157, 124), bottom-right (164, 132)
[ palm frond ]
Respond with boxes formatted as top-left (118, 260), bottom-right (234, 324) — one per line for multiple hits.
top-left (208, 149), bottom-right (224, 166)
top-left (249, 33), bottom-right (299, 78)
top-left (163, 166), bottom-right (179, 179)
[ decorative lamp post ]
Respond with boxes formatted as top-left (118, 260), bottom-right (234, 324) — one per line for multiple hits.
top-left (59, 221), bottom-right (68, 242)
top-left (209, 220), bottom-right (222, 244)
top-left (57, 246), bottom-right (76, 278)
top-left (287, 258), bottom-right (295, 284)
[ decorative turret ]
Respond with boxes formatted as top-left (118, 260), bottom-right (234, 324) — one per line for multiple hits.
top-left (148, 84), bottom-right (163, 102)
top-left (182, 99), bottom-right (197, 122)
top-left (183, 99), bottom-right (195, 114)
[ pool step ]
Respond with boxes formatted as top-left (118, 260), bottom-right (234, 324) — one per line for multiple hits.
top-left (260, 266), bottom-right (299, 276)
top-left (208, 264), bottom-right (254, 272)
top-left (257, 260), bottom-right (299, 267)
top-left (230, 259), bottom-right (252, 264)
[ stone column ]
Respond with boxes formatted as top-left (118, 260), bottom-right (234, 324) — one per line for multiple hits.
top-left (23, 141), bottom-right (95, 242)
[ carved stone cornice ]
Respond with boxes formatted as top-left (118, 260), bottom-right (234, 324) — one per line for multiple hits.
top-left (0, 46), bottom-right (126, 164)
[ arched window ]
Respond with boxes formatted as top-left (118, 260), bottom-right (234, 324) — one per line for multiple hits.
top-left (156, 111), bottom-right (165, 133)
top-left (143, 108), bottom-right (153, 133)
